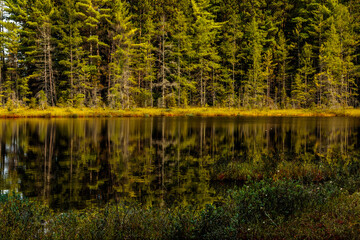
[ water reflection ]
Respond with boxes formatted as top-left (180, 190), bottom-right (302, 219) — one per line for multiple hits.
top-left (0, 117), bottom-right (359, 210)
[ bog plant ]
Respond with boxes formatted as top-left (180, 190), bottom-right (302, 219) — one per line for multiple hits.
top-left (0, 179), bottom-right (357, 240)
top-left (0, 193), bottom-right (50, 240)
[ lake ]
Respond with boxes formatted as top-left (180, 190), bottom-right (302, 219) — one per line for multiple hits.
top-left (1, 117), bottom-right (359, 210)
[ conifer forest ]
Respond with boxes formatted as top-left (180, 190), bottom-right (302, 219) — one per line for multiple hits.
top-left (0, 0), bottom-right (360, 109)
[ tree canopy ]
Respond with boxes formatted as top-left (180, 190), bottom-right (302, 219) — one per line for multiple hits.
top-left (0, 0), bottom-right (359, 109)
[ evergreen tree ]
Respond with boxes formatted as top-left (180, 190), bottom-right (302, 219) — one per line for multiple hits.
top-left (291, 73), bottom-right (306, 108)
top-left (108, 0), bottom-right (136, 109)
top-left (130, 0), bottom-right (156, 107)
top-left (154, 9), bottom-right (174, 108)
top-left (297, 42), bottom-right (315, 107)
top-left (263, 48), bottom-right (276, 107)
top-left (318, 0), bottom-right (357, 107)
top-left (0, 0), bottom-right (359, 109)
top-left (32, 0), bottom-right (56, 106)
top-left (219, 2), bottom-right (243, 107)
top-left (57, 0), bottom-right (85, 106)
top-left (1, 19), bottom-right (22, 105)
top-left (244, 16), bottom-right (265, 107)
top-left (0, 0), bottom-right (4, 104)
top-left (275, 30), bottom-right (292, 108)
top-left (3, 0), bottom-right (34, 105)
top-left (191, 0), bottom-right (220, 107)
top-left (171, 7), bottom-right (193, 107)
top-left (75, 0), bottom-right (109, 106)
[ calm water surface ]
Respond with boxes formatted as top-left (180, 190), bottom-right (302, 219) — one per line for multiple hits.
top-left (0, 117), bottom-right (359, 210)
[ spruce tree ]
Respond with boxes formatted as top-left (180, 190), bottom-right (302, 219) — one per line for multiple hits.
top-left (130, 0), bottom-right (156, 107)
top-left (0, 0), bottom-right (4, 105)
top-left (75, 0), bottom-right (109, 106)
top-left (57, 0), bottom-right (85, 106)
top-left (191, 0), bottom-right (220, 107)
top-left (219, 2), bottom-right (243, 107)
top-left (275, 30), bottom-right (292, 108)
top-left (171, 7), bottom-right (191, 107)
top-left (244, 16), bottom-right (265, 107)
top-left (108, 0), bottom-right (136, 109)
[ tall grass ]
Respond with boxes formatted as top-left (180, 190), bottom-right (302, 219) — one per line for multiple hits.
top-left (1, 107), bottom-right (360, 118)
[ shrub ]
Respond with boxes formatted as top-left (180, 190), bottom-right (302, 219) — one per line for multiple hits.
top-left (0, 193), bottom-right (50, 240)
top-left (193, 204), bottom-right (237, 240)
top-left (29, 97), bottom-right (37, 109)
top-left (229, 179), bottom-right (321, 224)
top-left (280, 192), bottom-right (360, 239)
top-left (0, 180), bottom-right (352, 240)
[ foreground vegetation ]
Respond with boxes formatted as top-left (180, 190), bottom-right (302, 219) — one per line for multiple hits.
top-left (1, 107), bottom-right (360, 118)
top-left (1, 178), bottom-right (360, 239)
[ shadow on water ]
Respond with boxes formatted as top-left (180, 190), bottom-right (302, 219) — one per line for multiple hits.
top-left (0, 117), bottom-right (360, 210)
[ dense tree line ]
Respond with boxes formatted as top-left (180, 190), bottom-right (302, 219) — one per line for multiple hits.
top-left (0, 0), bottom-right (359, 109)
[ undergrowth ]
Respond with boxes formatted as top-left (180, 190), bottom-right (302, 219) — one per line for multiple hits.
top-left (1, 178), bottom-right (358, 239)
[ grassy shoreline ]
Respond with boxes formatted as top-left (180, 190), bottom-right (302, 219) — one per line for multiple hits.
top-left (1, 107), bottom-right (360, 118)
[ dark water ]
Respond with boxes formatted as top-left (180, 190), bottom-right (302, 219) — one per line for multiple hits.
top-left (1, 117), bottom-right (360, 210)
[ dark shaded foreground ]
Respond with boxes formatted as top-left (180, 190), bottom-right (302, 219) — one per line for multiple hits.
top-left (1, 179), bottom-right (360, 240)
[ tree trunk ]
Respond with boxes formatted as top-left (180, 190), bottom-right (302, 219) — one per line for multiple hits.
top-left (267, 74), bottom-right (270, 106)
top-left (161, 15), bottom-right (166, 108)
top-left (178, 54), bottom-right (181, 107)
top-left (48, 28), bottom-right (55, 106)
top-left (0, 2), bottom-right (2, 105)
top-left (44, 29), bottom-right (48, 102)
top-left (70, 41), bottom-right (74, 102)
top-left (149, 49), bottom-right (153, 107)
top-left (200, 65), bottom-right (203, 107)
top-left (232, 39), bottom-right (236, 107)
top-left (212, 67), bottom-right (215, 106)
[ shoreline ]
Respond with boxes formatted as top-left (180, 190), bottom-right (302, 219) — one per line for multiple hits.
top-left (0, 107), bottom-right (359, 118)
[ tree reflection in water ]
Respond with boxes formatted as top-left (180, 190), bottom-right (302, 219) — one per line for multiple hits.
top-left (0, 117), bottom-right (359, 210)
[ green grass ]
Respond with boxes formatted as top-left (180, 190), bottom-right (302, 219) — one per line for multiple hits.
top-left (1, 106), bottom-right (360, 118)
top-left (1, 179), bottom-right (359, 239)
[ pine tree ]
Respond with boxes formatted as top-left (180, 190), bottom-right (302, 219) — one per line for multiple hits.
top-left (191, 0), bottom-right (220, 107)
top-left (298, 42), bottom-right (315, 106)
top-left (3, 0), bottom-right (36, 105)
top-left (333, 0), bottom-right (358, 106)
top-left (75, 0), bottom-right (109, 106)
top-left (219, 3), bottom-right (243, 107)
top-left (130, 0), bottom-right (156, 107)
top-left (275, 30), bottom-right (292, 108)
top-left (154, 13), bottom-right (173, 108)
top-left (0, 0), bottom-right (359, 109)
top-left (291, 73), bottom-right (306, 108)
top-left (320, 22), bottom-right (341, 106)
top-left (318, 1), bottom-right (357, 107)
top-left (307, 1), bottom-right (331, 106)
top-left (244, 16), bottom-right (265, 107)
top-left (1, 19), bottom-right (22, 105)
top-left (0, 0), bottom-right (4, 105)
top-left (57, 0), bottom-right (85, 106)
top-left (6, 0), bottom-right (59, 106)
top-left (171, 6), bottom-right (193, 107)
top-left (108, 0), bottom-right (136, 109)
top-left (263, 48), bottom-right (276, 107)
top-left (347, 0), bottom-right (360, 105)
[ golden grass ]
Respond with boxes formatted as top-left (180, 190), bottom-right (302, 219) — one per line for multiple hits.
top-left (0, 107), bottom-right (360, 118)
